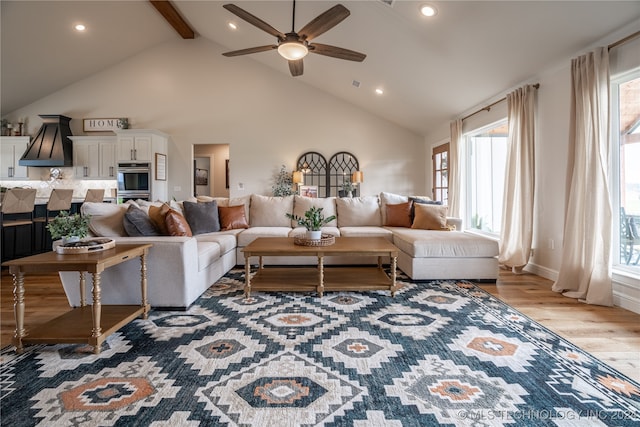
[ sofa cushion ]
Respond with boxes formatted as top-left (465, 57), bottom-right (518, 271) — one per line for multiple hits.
top-left (196, 241), bottom-right (221, 272)
top-left (392, 228), bottom-right (499, 258)
top-left (81, 202), bottom-right (129, 237)
top-left (237, 227), bottom-right (292, 247)
top-left (292, 196), bottom-right (337, 227)
top-left (380, 192), bottom-right (409, 224)
top-left (384, 201), bottom-right (413, 227)
top-left (339, 226), bottom-right (393, 241)
top-left (195, 233), bottom-right (237, 255)
top-left (219, 205), bottom-right (249, 230)
top-left (412, 203), bottom-right (449, 230)
top-left (336, 196), bottom-right (381, 227)
top-left (250, 194), bottom-right (294, 227)
top-left (148, 203), bottom-right (171, 235)
top-left (183, 201), bottom-right (220, 235)
top-left (123, 205), bottom-right (160, 236)
top-left (165, 209), bottom-right (193, 237)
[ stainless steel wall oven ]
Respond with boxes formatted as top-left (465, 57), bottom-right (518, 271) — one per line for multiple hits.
top-left (117, 162), bottom-right (151, 201)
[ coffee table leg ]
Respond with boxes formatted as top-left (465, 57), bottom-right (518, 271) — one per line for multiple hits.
top-left (91, 272), bottom-right (102, 354)
top-left (391, 256), bottom-right (397, 297)
top-left (11, 271), bottom-right (25, 354)
top-left (245, 254), bottom-right (251, 298)
top-left (140, 252), bottom-right (149, 319)
top-left (318, 255), bottom-right (324, 297)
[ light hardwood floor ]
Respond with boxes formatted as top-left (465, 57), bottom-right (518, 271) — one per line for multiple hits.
top-left (1, 267), bottom-right (639, 382)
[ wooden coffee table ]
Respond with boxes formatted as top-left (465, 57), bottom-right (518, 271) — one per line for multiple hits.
top-left (242, 236), bottom-right (398, 297)
top-left (2, 243), bottom-right (152, 354)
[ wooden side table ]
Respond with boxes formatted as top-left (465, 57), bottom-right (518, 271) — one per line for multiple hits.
top-left (2, 243), bottom-right (152, 354)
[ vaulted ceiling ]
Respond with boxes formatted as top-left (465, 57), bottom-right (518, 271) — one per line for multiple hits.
top-left (2, 1), bottom-right (639, 135)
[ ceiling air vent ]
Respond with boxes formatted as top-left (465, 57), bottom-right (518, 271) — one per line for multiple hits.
top-left (378, 0), bottom-right (395, 7)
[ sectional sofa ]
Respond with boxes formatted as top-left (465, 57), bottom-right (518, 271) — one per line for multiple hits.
top-left (58, 192), bottom-right (499, 309)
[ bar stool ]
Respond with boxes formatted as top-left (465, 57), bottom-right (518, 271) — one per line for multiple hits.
top-left (1, 188), bottom-right (37, 261)
top-left (34, 189), bottom-right (74, 252)
top-left (84, 189), bottom-right (105, 203)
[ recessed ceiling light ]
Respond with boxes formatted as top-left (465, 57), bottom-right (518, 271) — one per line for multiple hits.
top-left (420, 4), bottom-right (437, 17)
top-left (375, 88), bottom-right (384, 95)
top-left (228, 22), bottom-right (237, 30)
top-left (74, 24), bottom-right (86, 32)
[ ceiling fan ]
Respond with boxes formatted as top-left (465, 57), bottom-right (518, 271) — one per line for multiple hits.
top-left (222, 1), bottom-right (366, 77)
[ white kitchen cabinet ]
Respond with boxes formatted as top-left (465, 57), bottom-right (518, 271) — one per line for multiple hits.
top-left (0, 136), bottom-right (29, 179)
top-left (117, 134), bottom-right (153, 162)
top-left (70, 136), bottom-right (117, 179)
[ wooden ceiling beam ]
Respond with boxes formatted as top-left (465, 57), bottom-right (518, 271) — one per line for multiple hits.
top-left (150, 0), bottom-right (195, 39)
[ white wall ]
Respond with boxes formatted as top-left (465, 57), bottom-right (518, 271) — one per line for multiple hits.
top-left (4, 38), bottom-right (424, 200)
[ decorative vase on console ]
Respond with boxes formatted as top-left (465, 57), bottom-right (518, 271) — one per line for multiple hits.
top-left (286, 206), bottom-right (336, 241)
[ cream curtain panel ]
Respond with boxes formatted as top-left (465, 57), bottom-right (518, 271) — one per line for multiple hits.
top-left (498, 85), bottom-right (537, 272)
top-left (552, 47), bottom-right (613, 306)
top-left (448, 119), bottom-right (463, 219)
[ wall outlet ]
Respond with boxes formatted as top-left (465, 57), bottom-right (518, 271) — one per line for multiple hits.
top-left (237, 182), bottom-right (244, 190)
top-left (548, 238), bottom-right (555, 250)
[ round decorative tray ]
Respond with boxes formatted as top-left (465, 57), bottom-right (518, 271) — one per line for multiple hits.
top-left (54, 238), bottom-right (116, 254)
top-left (294, 234), bottom-right (335, 247)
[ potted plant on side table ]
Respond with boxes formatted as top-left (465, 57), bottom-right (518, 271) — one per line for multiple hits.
top-left (286, 206), bottom-right (336, 240)
top-left (47, 211), bottom-right (90, 245)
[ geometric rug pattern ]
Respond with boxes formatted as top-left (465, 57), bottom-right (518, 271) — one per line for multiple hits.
top-left (1, 268), bottom-right (639, 426)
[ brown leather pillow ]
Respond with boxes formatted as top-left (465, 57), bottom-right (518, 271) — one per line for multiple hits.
top-left (219, 205), bottom-right (249, 230)
top-left (148, 203), bottom-right (171, 235)
top-left (165, 209), bottom-right (193, 237)
top-left (411, 203), bottom-right (449, 230)
top-left (384, 201), bottom-right (412, 227)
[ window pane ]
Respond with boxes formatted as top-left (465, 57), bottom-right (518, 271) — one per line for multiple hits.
top-left (466, 121), bottom-right (508, 234)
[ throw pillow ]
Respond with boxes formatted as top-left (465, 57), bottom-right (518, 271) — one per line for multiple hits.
top-left (123, 205), bottom-right (160, 236)
top-left (148, 203), bottom-right (171, 235)
top-left (384, 201), bottom-right (413, 227)
top-left (411, 203), bottom-right (450, 230)
top-left (80, 202), bottom-right (129, 237)
top-left (249, 194), bottom-right (294, 227)
top-left (410, 196), bottom-right (443, 220)
top-left (335, 196), bottom-right (382, 227)
top-left (165, 209), bottom-right (193, 237)
top-left (183, 201), bottom-right (220, 235)
top-left (219, 205), bottom-right (249, 230)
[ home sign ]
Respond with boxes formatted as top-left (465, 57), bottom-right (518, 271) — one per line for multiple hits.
top-left (83, 118), bottom-right (127, 132)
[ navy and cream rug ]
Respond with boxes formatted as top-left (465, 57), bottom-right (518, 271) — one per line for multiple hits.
top-left (1, 269), bottom-right (639, 426)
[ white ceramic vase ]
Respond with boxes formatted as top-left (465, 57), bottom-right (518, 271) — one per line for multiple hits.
top-left (306, 230), bottom-right (322, 240)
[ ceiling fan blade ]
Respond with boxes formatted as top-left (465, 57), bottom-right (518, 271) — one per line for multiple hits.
top-left (309, 43), bottom-right (366, 62)
top-left (298, 4), bottom-right (350, 41)
top-left (223, 4), bottom-right (285, 39)
top-left (222, 45), bottom-right (277, 57)
top-left (289, 59), bottom-right (304, 77)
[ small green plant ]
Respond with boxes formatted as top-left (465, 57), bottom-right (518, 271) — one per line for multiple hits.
top-left (47, 211), bottom-right (90, 240)
top-left (286, 206), bottom-right (336, 231)
top-left (341, 179), bottom-right (355, 193)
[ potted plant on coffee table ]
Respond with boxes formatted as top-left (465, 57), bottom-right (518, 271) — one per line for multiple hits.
top-left (47, 211), bottom-right (90, 244)
top-left (286, 206), bottom-right (336, 240)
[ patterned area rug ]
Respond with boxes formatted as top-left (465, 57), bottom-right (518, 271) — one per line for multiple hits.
top-left (1, 268), bottom-right (639, 426)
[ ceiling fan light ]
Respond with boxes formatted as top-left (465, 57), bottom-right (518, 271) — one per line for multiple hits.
top-left (278, 42), bottom-right (309, 60)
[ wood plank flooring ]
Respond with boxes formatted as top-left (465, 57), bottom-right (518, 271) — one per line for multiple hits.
top-left (1, 267), bottom-right (639, 382)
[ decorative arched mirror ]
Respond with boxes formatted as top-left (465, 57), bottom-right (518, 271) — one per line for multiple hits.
top-left (296, 152), bottom-right (329, 198)
top-left (328, 152), bottom-right (360, 197)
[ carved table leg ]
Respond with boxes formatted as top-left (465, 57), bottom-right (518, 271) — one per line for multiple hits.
top-left (91, 272), bottom-right (102, 354)
top-left (140, 252), bottom-right (149, 319)
top-left (79, 272), bottom-right (86, 307)
top-left (391, 256), bottom-right (397, 297)
top-left (12, 271), bottom-right (25, 354)
top-left (245, 254), bottom-right (251, 298)
top-left (318, 255), bottom-right (325, 297)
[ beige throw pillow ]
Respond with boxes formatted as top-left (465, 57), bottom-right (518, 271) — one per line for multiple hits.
top-left (81, 202), bottom-right (129, 237)
top-left (411, 203), bottom-right (449, 230)
top-left (335, 196), bottom-right (382, 227)
top-left (249, 194), bottom-right (294, 227)
top-left (292, 196), bottom-right (337, 227)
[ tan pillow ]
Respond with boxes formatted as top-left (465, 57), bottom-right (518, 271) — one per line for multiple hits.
top-left (249, 194), bottom-right (294, 227)
top-left (219, 205), bottom-right (249, 230)
top-left (148, 203), bottom-right (171, 235)
top-left (335, 196), bottom-right (382, 227)
top-left (165, 209), bottom-right (193, 237)
top-left (81, 202), bottom-right (129, 237)
top-left (411, 203), bottom-right (449, 230)
top-left (385, 201), bottom-right (412, 227)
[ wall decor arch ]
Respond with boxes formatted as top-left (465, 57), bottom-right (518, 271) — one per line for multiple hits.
top-left (328, 152), bottom-right (360, 197)
top-left (296, 152), bottom-right (329, 198)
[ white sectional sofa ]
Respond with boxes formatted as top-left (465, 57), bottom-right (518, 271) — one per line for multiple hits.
top-left (59, 192), bottom-right (499, 309)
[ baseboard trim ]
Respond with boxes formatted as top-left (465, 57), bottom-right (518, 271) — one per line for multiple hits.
top-left (524, 262), bottom-right (558, 281)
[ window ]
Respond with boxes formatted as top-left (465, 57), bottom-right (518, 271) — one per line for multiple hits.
top-left (612, 70), bottom-right (640, 271)
top-left (465, 120), bottom-right (508, 235)
top-left (432, 143), bottom-right (449, 204)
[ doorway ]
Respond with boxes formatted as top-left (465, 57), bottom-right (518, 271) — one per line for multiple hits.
top-left (193, 144), bottom-right (230, 197)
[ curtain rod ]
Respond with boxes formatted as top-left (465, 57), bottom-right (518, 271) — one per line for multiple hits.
top-left (462, 83), bottom-right (539, 122)
top-left (608, 30), bottom-right (640, 50)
